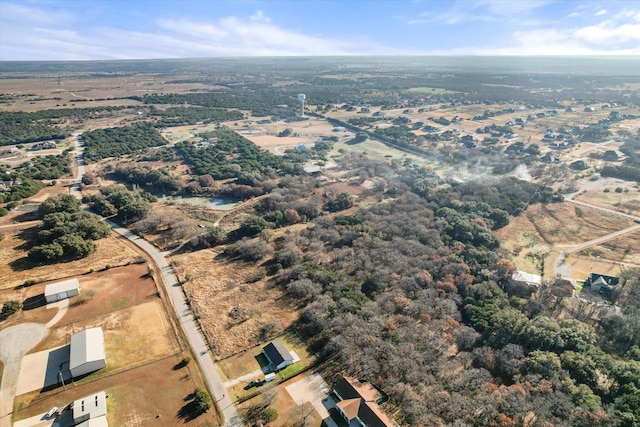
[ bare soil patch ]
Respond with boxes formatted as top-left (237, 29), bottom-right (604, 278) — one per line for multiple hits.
top-left (174, 248), bottom-right (299, 359)
top-left (12, 355), bottom-right (218, 427)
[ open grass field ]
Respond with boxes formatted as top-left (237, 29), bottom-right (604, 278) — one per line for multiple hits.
top-left (564, 228), bottom-right (640, 278)
top-left (0, 74), bottom-right (221, 113)
top-left (495, 202), bottom-right (636, 275)
top-left (407, 87), bottom-right (461, 94)
top-left (175, 247), bottom-right (300, 359)
top-left (576, 187), bottom-right (640, 217)
top-left (12, 355), bottom-right (218, 426)
top-left (0, 229), bottom-right (143, 291)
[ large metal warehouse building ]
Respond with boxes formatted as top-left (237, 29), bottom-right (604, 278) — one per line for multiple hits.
top-left (44, 278), bottom-right (80, 303)
top-left (70, 327), bottom-right (106, 378)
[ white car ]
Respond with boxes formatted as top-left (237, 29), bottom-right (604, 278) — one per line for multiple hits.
top-left (45, 407), bottom-right (59, 418)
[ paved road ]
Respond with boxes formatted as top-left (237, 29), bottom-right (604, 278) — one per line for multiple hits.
top-left (70, 133), bottom-right (85, 198)
top-left (553, 196), bottom-right (640, 278)
top-left (107, 221), bottom-right (242, 426)
top-left (70, 132), bottom-right (242, 425)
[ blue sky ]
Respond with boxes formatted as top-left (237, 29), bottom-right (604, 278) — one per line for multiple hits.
top-left (1, 1), bottom-right (639, 60)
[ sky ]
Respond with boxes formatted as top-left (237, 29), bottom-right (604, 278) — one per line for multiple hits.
top-left (1, 0), bottom-right (640, 61)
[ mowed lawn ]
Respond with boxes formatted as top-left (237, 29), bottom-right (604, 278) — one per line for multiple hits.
top-left (217, 331), bottom-right (317, 385)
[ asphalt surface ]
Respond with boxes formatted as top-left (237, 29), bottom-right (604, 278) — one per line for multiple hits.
top-left (553, 196), bottom-right (640, 278)
top-left (105, 222), bottom-right (242, 426)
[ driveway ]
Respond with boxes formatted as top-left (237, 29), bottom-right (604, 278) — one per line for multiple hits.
top-left (285, 372), bottom-right (338, 427)
top-left (0, 323), bottom-right (48, 427)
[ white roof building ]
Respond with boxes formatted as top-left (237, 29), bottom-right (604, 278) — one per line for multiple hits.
top-left (70, 328), bottom-right (106, 378)
top-left (512, 270), bottom-right (542, 287)
top-left (73, 391), bottom-right (108, 426)
top-left (44, 278), bottom-right (80, 303)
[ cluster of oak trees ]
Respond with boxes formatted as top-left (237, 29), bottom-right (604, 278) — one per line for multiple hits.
top-left (218, 154), bottom-right (638, 426)
top-left (28, 195), bottom-right (111, 262)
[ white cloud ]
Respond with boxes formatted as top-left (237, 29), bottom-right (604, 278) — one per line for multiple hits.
top-left (0, 4), bottom-right (396, 60)
top-left (595, 9), bottom-right (608, 16)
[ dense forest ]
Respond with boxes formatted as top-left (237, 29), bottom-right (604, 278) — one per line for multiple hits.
top-left (173, 128), bottom-right (286, 180)
top-left (218, 154), bottom-right (638, 426)
top-left (148, 106), bottom-right (244, 127)
top-left (81, 123), bottom-right (167, 162)
top-left (252, 166), bottom-right (640, 426)
top-left (0, 107), bottom-right (129, 145)
top-left (27, 194), bottom-right (111, 262)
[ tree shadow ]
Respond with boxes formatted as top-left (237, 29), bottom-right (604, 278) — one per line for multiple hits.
top-left (23, 294), bottom-right (46, 311)
top-left (177, 395), bottom-right (204, 422)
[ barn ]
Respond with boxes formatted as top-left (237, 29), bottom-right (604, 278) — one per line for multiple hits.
top-left (44, 278), bottom-right (80, 303)
top-left (70, 327), bottom-right (106, 378)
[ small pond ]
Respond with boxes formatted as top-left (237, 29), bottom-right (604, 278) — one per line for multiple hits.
top-left (159, 195), bottom-right (240, 210)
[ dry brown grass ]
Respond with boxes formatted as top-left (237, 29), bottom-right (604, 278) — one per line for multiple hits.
top-left (12, 355), bottom-right (218, 426)
top-left (495, 202), bottom-right (635, 274)
top-left (0, 229), bottom-right (142, 290)
top-left (174, 248), bottom-right (299, 359)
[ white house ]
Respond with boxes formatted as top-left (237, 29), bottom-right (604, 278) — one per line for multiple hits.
top-left (45, 278), bottom-right (80, 303)
top-left (73, 391), bottom-right (108, 426)
top-left (70, 328), bottom-right (106, 378)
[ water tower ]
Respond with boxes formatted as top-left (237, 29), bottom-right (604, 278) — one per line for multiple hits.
top-left (297, 94), bottom-right (306, 117)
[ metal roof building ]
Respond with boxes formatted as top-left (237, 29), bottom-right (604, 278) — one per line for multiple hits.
top-left (44, 278), bottom-right (80, 303)
top-left (70, 327), bottom-right (106, 378)
top-left (73, 391), bottom-right (108, 426)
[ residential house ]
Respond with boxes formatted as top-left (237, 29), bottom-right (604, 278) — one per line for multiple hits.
top-left (512, 271), bottom-right (542, 288)
top-left (603, 150), bottom-right (625, 161)
top-left (333, 377), bottom-right (395, 427)
top-left (263, 341), bottom-right (294, 371)
top-left (570, 160), bottom-right (589, 170)
top-left (587, 273), bottom-right (620, 294)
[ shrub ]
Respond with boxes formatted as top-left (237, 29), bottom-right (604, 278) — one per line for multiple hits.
top-left (192, 388), bottom-right (211, 413)
top-left (1, 300), bottom-right (22, 318)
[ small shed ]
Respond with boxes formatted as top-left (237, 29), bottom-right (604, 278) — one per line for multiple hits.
top-left (70, 328), bottom-right (107, 378)
top-left (45, 278), bottom-right (80, 303)
top-left (263, 341), bottom-right (294, 371)
top-left (73, 391), bottom-right (107, 424)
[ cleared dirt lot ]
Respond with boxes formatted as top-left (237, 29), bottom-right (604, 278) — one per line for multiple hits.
top-left (12, 355), bottom-right (218, 427)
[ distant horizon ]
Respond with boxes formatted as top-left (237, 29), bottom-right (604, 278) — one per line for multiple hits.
top-left (1, 1), bottom-right (639, 61)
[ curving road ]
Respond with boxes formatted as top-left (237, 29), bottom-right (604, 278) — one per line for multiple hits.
top-left (553, 194), bottom-right (640, 279)
top-left (71, 132), bottom-right (241, 425)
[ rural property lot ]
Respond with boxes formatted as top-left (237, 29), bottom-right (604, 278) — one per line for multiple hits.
top-left (495, 201), bottom-right (636, 275)
top-left (175, 248), bottom-right (300, 358)
top-left (0, 230), bottom-right (142, 291)
top-left (12, 356), bottom-right (219, 426)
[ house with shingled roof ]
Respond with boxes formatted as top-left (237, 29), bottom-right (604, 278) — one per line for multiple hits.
top-left (333, 377), bottom-right (396, 427)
